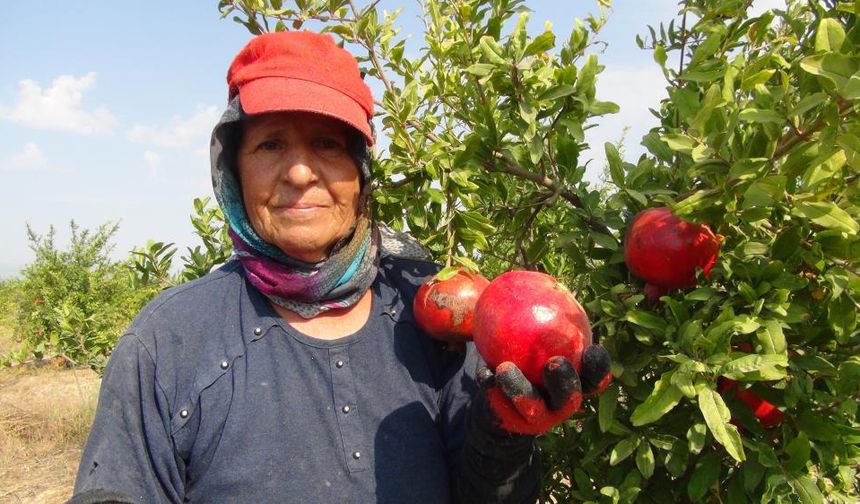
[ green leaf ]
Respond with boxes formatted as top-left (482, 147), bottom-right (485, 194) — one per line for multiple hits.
top-left (802, 149), bottom-right (846, 189)
top-left (537, 85), bottom-right (577, 101)
top-left (799, 53), bottom-right (860, 89)
top-left (434, 266), bottom-right (461, 281)
top-left (686, 287), bottom-right (717, 301)
top-left (523, 30), bottom-right (555, 57)
top-left (610, 437), bottom-right (638, 466)
top-left (478, 36), bottom-right (507, 65)
top-left (452, 255), bottom-right (480, 272)
top-left (698, 388), bottom-right (745, 461)
top-left (605, 142), bottom-right (624, 186)
top-left (625, 310), bottom-right (667, 331)
top-left (687, 452), bottom-right (720, 502)
top-left (630, 371), bottom-right (684, 426)
top-left (590, 231), bottom-right (618, 251)
top-left (784, 432), bottom-right (810, 473)
top-left (464, 63), bottom-right (496, 76)
top-left (742, 176), bottom-right (786, 209)
top-left (828, 294), bottom-right (858, 344)
top-left (673, 190), bottom-right (719, 218)
top-left (588, 100), bottom-right (619, 115)
top-left (755, 320), bottom-right (787, 355)
top-left (598, 385), bottom-right (618, 433)
top-left (738, 108), bottom-right (783, 123)
top-left (789, 92), bottom-right (827, 117)
top-left (625, 188), bottom-right (648, 207)
top-left (661, 134), bottom-right (696, 153)
top-left (815, 18), bottom-right (845, 53)
top-left (635, 441), bottom-right (655, 479)
top-left (741, 69), bottom-right (775, 91)
top-left (787, 474), bottom-right (824, 504)
top-left (687, 422), bottom-right (707, 455)
top-left (843, 72), bottom-right (860, 99)
top-left (792, 201), bottom-right (859, 235)
top-left (797, 412), bottom-right (840, 441)
top-left (719, 354), bottom-right (788, 381)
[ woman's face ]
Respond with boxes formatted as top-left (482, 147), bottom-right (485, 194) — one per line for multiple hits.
top-left (237, 111), bottom-right (361, 262)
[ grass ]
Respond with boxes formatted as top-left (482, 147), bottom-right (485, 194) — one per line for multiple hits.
top-left (0, 364), bottom-right (100, 503)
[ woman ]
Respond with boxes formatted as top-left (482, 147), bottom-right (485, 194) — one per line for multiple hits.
top-left (71, 31), bottom-right (610, 503)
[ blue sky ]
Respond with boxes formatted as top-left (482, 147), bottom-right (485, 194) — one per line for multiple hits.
top-left (0, 0), bottom-right (782, 277)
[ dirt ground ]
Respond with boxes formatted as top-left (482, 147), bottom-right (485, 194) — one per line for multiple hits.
top-left (0, 364), bottom-right (100, 503)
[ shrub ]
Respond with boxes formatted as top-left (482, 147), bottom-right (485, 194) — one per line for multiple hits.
top-left (127, 197), bottom-right (233, 291)
top-left (12, 221), bottom-right (144, 371)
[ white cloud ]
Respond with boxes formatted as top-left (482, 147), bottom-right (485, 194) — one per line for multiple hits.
top-left (128, 105), bottom-right (220, 149)
top-left (0, 73), bottom-right (117, 134)
top-left (1, 142), bottom-right (48, 171)
top-left (750, 0), bottom-right (786, 16)
top-left (143, 150), bottom-right (162, 177)
top-left (582, 65), bottom-right (669, 183)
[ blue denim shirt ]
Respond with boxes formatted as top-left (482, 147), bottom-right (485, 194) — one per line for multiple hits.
top-left (74, 256), bottom-right (480, 503)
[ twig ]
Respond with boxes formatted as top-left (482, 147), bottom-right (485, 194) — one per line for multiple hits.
top-left (481, 155), bottom-right (612, 235)
top-left (771, 99), bottom-right (854, 160)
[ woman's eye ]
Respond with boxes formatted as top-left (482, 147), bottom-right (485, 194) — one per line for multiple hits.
top-left (257, 140), bottom-right (281, 151)
top-left (315, 137), bottom-right (346, 152)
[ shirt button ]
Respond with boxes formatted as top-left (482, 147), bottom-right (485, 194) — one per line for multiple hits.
top-left (220, 360), bottom-right (229, 370)
top-left (179, 409), bottom-right (189, 419)
top-left (335, 360), bottom-right (345, 368)
top-left (352, 451), bottom-right (361, 460)
top-left (253, 327), bottom-right (262, 336)
top-left (342, 405), bottom-right (351, 414)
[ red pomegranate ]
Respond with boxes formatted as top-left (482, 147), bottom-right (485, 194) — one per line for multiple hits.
top-left (624, 207), bottom-right (721, 293)
top-left (473, 271), bottom-right (591, 388)
top-left (413, 269), bottom-right (490, 343)
top-left (718, 378), bottom-right (785, 429)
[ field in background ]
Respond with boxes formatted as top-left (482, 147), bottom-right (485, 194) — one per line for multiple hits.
top-left (0, 309), bottom-right (100, 503)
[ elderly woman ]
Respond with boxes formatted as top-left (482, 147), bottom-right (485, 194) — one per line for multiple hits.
top-left (71, 31), bottom-right (609, 504)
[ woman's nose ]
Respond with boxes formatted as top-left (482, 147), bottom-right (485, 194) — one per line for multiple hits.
top-left (281, 144), bottom-right (319, 187)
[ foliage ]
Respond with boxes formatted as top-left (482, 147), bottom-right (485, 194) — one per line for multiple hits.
top-left (7, 222), bottom-right (147, 371)
top-left (215, 0), bottom-right (860, 501)
top-left (128, 196), bottom-right (233, 291)
top-left (4, 197), bottom-right (233, 372)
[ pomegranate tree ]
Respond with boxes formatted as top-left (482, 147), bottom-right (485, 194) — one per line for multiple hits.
top-left (413, 268), bottom-right (490, 343)
top-left (472, 270), bottom-right (591, 388)
top-left (624, 207), bottom-right (721, 298)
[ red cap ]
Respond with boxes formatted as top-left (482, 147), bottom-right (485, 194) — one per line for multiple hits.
top-left (227, 31), bottom-right (374, 145)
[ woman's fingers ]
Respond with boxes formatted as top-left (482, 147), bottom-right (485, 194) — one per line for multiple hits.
top-left (580, 345), bottom-right (611, 394)
top-left (543, 356), bottom-right (581, 411)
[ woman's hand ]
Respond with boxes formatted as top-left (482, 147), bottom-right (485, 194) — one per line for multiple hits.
top-left (477, 345), bottom-right (611, 435)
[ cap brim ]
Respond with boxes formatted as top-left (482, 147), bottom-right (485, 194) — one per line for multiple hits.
top-left (238, 77), bottom-right (374, 145)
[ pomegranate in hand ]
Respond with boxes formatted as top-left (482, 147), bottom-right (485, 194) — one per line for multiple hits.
top-left (624, 207), bottom-right (721, 299)
top-left (473, 271), bottom-right (592, 388)
top-left (413, 268), bottom-right (490, 343)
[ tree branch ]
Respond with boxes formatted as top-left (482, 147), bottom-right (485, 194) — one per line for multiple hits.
top-left (771, 99), bottom-right (854, 160)
top-left (481, 155), bottom-right (612, 235)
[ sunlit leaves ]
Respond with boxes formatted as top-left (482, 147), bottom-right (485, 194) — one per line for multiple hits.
top-left (698, 388), bottom-right (745, 462)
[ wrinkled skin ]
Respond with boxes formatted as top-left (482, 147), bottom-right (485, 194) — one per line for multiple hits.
top-left (473, 271), bottom-right (591, 388)
top-left (624, 207), bottom-right (721, 295)
top-left (413, 269), bottom-right (490, 343)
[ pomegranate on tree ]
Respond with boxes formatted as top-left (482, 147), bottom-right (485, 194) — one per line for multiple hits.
top-left (473, 270), bottom-right (592, 388)
top-left (717, 343), bottom-right (784, 429)
top-left (413, 268), bottom-right (490, 343)
top-left (718, 378), bottom-right (784, 429)
top-left (624, 207), bottom-right (721, 298)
